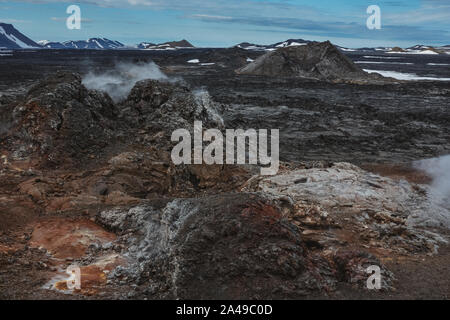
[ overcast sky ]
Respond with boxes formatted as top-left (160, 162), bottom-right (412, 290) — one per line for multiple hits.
top-left (1, 0), bottom-right (449, 47)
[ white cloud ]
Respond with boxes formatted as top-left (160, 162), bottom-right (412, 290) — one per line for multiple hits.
top-left (50, 17), bottom-right (93, 22)
top-left (190, 14), bottom-right (233, 20)
top-left (0, 18), bottom-right (29, 23)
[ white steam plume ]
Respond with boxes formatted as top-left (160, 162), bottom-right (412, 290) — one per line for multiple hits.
top-left (82, 61), bottom-right (172, 102)
top-left (414, 155), bottom-right (450, 227)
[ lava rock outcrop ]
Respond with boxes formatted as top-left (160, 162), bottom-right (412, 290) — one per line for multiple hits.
top-left (0, 72), bottom-right (119, 168)
top-left (0, 71), bottom-right (224, 168)
top-left (97, 193), bottom-right (391, 299)
top-left (236, 41), bottom-right (380, 81)
top-left (121, 79), bottom-right (224, 134)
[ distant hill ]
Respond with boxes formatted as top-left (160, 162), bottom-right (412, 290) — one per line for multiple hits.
top-left (236, 41), bottom-right (372, 81)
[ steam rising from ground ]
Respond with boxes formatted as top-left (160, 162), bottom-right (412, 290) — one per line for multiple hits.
top-left (82, 61), bottom-right (171, 102)
top-left (414, 155), bottom-right (450, 227)
top-left (416, 155), bottom-right (450, 205)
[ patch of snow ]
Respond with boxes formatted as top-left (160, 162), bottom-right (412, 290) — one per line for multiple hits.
top-left (0, 26), bottom-right (36, 48)
top-left (93, 39), bottom-right (104, 49)
top-left (411, 49), bottom-right (439, 55)
top-left (364, 69), bottom-right (450, 81)
top-left (241, 45), bottom-right (266, 50)
top-left (362, 56), bottom-right (401, 60)
top-left (356, 61), bottom-right (413, 65)
top-left (145, 47), bottom-right (176, 51)
top-left (275, 41), bottom-right (306, 48)
top-left (389, 49), bottom-right (439, 55)
top-left (0, 46), bottom-right (13, 55)
top-left (187, 59), bottom-right (200, 63)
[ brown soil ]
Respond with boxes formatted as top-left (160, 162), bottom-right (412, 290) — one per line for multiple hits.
top-left (361, 163), bottom-right (432, 184)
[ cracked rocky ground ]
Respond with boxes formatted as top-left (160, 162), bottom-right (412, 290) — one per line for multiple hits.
top-left (0, 47), bottom-right (449, 299)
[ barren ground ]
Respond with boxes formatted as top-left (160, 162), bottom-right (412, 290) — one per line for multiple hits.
top-left (0, 48), bottom-right (449, 299)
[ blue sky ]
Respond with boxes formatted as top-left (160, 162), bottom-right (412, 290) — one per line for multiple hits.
top-left (1, 0), bottom-right (449, 47)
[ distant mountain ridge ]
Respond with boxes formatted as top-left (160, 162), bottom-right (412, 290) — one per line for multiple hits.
top-left (235, 39), bottom-right (310, 51)
top-left (38, 38), bottom-right (125, 49)
top-left (1, 22), bottom-right (448, 53)
top-left (234, 38), bottom-right (450, 55)
top-left (0, 23), bottom-right (40, 49)
top-left (137, 39), bottom-right (194, 50)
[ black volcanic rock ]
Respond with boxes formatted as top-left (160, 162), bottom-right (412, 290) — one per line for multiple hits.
top-left (121, 79), bottom-right (223, 133)
top-left (0, 23), bottom-right (40, 49)
top-left (164, 39), bottom-right (193, 48)
top-left (97, 193), bottom-right (390, 299)
top-left (0, 72), bottom-right (118, 167)
top-left (0, 70), bottom-right (224, 168)
top-left (236, 41), bottom-right (373, 81)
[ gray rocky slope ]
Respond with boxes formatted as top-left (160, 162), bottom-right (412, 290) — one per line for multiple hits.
top-left (236, 41), bottom-right (385, 82)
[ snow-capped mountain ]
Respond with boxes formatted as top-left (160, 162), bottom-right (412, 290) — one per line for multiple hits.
top-left (386, 45), bottom-right (445, 55)
top-left (236, 38), bottom-right (450, 55)
top-left (356, 44), bottom-right (448, 55)
top-left (137, 42), bottom-right (156, 49)
top-left (235, 39), bottom-right (310, 51)
top-left (37, 40), bottom-right (66, 49)
top-left (137, 39), bottom-right (194, 50)
top-left (408, 45), bottom-right (432, 51)
top-left (271, 39), bottom-right (310, 48)
top-left (64, 38), bottom-right (124, 49)
top-left (235, 42), bottom-right (268, 51)
top-left (39, 38), bottom-right (125, 49)
top-left (0, 23), bottom-right (40, 49)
